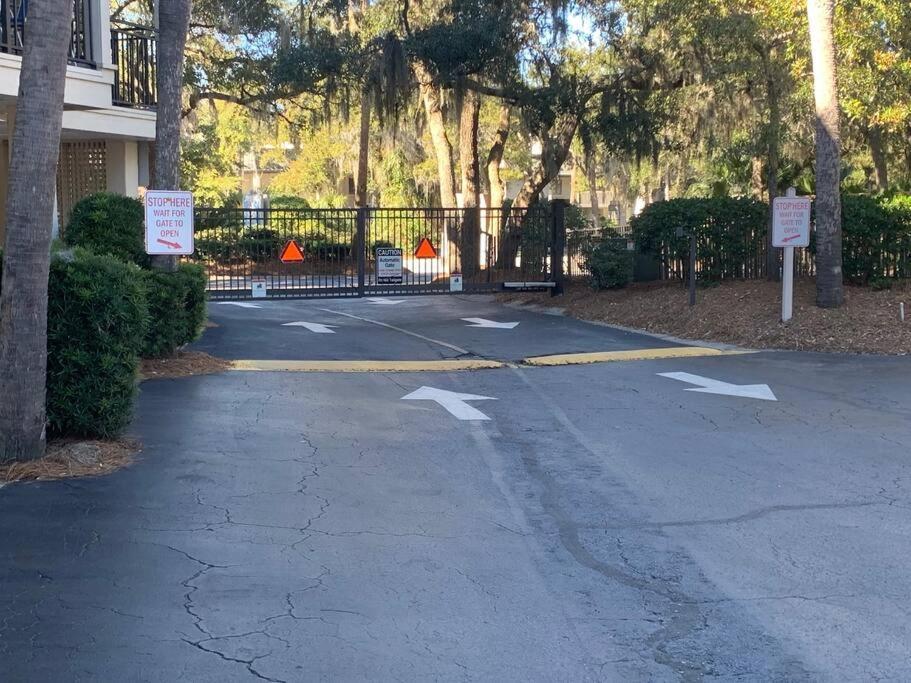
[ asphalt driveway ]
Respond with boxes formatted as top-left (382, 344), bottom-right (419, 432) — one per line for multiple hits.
top-left (2, 295), bottom-right (910, 681)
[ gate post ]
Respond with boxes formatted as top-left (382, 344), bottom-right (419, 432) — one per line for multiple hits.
top-left (550, 199), bottom-right (567, 296)
top-left (356, 206), bottom-right (368, 296)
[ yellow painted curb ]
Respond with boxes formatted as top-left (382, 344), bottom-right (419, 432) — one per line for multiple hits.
top-left (523, 346), bottom-right (746, 366)
top-left (230, 359), bottom-right (505, 373)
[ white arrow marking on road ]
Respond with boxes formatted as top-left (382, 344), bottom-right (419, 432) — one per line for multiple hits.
top-left (461, 317), bottom-right (519, 329)
top-left (366, 297), bottom-right (406, 305)
top-left (215, 302), bottom-right (261, 308)
top-left (282, 321), bottom-right (337, 334)
top-left (401, 386), bottom-right (496, 421)
top-left (657, 372), bottom-right (777, 401)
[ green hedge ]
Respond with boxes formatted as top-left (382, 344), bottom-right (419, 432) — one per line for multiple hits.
top-left (140, 263), bottom-right (207, 358)
top-left (64, 192), bottom-right (149, 268)
top-left (630, 197), bottom-right (767, 281)
top-left (839, 194), bottom-right (911, 284)
top-left (0, 249), bottom-right (147, 437)
top-left (582, 234), bottom-right (633, 289)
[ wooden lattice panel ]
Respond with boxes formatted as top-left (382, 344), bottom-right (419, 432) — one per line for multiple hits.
top-left (56, 141), bottom-right (107, 231)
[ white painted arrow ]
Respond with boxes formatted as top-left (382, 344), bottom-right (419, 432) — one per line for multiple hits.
top-left (461, 317), bottom-right (519, 329)
top-left (215, 301), bottom-right (261, 308)
top-left (282, 321), bottom-right (337, 334)
top-left (366, 298), bottom-right (405, 305)
top-left (658, 372), bottom-right (777, 401)
top-left (401, 386), bottom-right (496, 421)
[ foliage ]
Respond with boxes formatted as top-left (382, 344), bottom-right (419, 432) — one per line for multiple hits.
top-left (837, 194), bottom-right (911, 283)
top-left (631, 197), bottom-right (768, 281)
top-left (140, 264), bottom-right (208, 358)
top-left (582, 236), bottom-right (634, 290)
top-left (64, 193), bottom-right (148, 267)
top-left (44, 249), bottom-right (148, 437)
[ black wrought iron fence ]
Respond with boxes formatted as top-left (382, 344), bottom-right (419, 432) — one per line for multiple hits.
top-left (190, 204), bottom-right (558, 299)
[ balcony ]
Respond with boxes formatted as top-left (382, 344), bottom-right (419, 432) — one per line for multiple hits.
top-left (1, 0), bottom-right (96, 68)
top-left (111, 21), bottom-right (157, 109)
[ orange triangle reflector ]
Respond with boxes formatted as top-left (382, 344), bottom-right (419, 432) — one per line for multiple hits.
top-left (414, 237), bottom-right (438, 259)
top-left (280, 239), bottom-right (305, 263)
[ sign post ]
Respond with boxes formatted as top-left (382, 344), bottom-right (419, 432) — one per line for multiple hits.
top-left (144, 190), bottom-right (194, 255)
top-left (772, 187), bottom-right (811, 322)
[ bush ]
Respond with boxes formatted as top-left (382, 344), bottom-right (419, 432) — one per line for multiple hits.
top-left (839, 194), bottom-right (911, 284)
top-left (630, 197), bottom-right (767, 281)
top-left (140, 263), bottom-right (208, 358)
top-left (64, 192), bottom-right (149, 268)
top-left (43, 250), bottom-right (147, 437)
top-left (582, 236), bottom-right (634, 289)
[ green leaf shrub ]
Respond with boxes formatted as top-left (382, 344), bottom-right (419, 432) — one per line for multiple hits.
top-left (630, 197), bottom-right (767, 282)
top-left (582, 234), bottom-right (634, 290)
top-left (64, 192), bottom-right (149, 268)
top-left (140, 263), bottom-right (208, 358)
top-left (839, 194), bottom-right (911, 284)
top-left (45, 250), bottom-right (148, 437)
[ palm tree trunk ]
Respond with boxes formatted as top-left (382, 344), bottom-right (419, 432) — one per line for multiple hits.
top-left (807, 0), bottom-right (844, 307)
top-left (766, 72), bottom-right (781, 281)
top-left (0, 0), bottom-right (73, 462)
top-left (152, 0), bottom-right (192, 272)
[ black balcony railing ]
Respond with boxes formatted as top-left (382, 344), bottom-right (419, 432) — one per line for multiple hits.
top-left (0, 0), bottom-right (95, 67)
top-left (111, 20), bottom-right (156, 109)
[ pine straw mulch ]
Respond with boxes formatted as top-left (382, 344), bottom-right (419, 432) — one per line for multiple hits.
top-left (0, 438), bottom-right (141, 484)
top-left (139, 350), bottom-right (232, 380)
top-left (500, 278), bottom-right (911, 355)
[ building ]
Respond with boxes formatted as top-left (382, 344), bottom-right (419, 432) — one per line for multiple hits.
top-left (0, 0), bottom-right (157, 243)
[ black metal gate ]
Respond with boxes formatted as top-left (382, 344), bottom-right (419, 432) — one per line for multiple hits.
top-left (191, 203), bottom-right (565, 300)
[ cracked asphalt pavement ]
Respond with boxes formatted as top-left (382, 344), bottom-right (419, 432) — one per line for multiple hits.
top-left (2, 295), bottom-right (911, 681)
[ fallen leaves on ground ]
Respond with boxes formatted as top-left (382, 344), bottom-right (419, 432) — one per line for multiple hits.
top-left (1, 438), bottom-right (141, 484)
top-left (139, 350), bottom-right (231, 380)
top-left (501, 279), bottom-right (911, 355)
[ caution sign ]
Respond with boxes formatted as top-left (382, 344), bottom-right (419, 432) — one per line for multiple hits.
top-left (414, 237), bottom-right (438, 259)
top-left (280, 239), bottom-right (305, 263)
top-left (376, 247), bottom-right (403, 284)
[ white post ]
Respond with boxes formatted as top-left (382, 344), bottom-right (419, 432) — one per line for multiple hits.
top-left (781, 187), bottom-right (797, 322)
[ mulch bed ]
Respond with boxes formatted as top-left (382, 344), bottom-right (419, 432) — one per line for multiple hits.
top-left (139, 350), bottom-right (231, 380)
top-left (501, 278), bottom-right (911, 355)
top-left (1, 438), bottom-right (141, 484)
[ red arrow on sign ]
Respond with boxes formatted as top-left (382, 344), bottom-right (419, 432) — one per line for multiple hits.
top-left (157, 238), bottom-right (182, 250)
top-left (781, 233), bottom-right (802, 243)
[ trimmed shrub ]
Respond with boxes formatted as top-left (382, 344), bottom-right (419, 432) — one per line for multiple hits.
top-left (582, 234), bottom-right (634, 289)
top-left (630, 197), bottom-right (768, 281)
top-left (839, 194), bottom-right (911, 284)
top-left (64, 192), bottom-right (149, 268)
top-left (140, 263), bottom-right (208, 358)
top-left (45, 250), bottom-right (148, 437)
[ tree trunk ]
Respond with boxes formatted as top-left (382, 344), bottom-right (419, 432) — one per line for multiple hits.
top-left (459, 90), bottom-right (481, 277)
top-left (152, 0), bottom-right (192, 272)
top-left (413, 61), bottom-right (458, 268)
top-left (867, 125), bottom-right (888, 191)
top-left (355, 87), bottom-right (371, 208)
top-left (486, 105), bottom-right (509, 233)
top-left (585, 149), bottom-right (600, 228)
top-left (0, 0), bottom-right (73, 462)
top-left (496, 113), bottom-right (578, 267)
top-left (807, 0), bottom-right (844, 307)
top-left (750, 157), bottom-right (763, 199)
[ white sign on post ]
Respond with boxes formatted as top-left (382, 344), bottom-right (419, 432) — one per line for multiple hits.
top-left (145, 190), bottom-right (195, 255)
top-left (450, 271), bottom-right (463, 292)
top-left (376, 247), bottom-right (403, 285)
top-left (772, 195), bottom-right (811, 248)
top-left (773, 188), bottom-right (810, 322)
